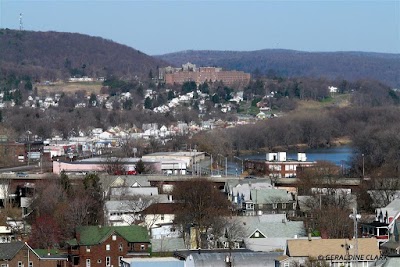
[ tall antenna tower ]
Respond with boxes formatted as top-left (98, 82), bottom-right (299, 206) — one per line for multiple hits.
top-left (19, 13), bottom-right (23, 31)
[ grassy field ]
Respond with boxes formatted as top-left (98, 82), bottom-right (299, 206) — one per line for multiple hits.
top-left (294, 93), bottom-right (351, 113)
top-left (36, 81), bottom-right (103, 95)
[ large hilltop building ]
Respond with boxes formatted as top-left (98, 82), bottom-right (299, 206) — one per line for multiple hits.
top-left (159, 62), bottom-right (251, 86)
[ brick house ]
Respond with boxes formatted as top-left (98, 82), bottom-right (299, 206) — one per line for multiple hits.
top-left (67, 225), bottom-right (150, 267)
top-left (0, 241), bottom-right (68, 267)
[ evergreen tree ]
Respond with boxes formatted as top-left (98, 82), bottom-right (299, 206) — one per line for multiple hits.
top-left (135, 159), bottom-right (146, 174)
top-left (123, 99), bottom-right (133, 110)
top-left (167, 90), bottom-right (175, 100)
top-left (13, 90), bottom-right (23, 105)
top-left (144, 97), bottom-right (152, 109)
top-left (199, 82), bottom-right (209, 94)
top-left (24, 80), bottom-right (33, 91)
top-left (137, 85), bottom-right (144, 98)
top-left (89, 93), bottom-right (97, 107)
top-left (182, 81), bottom-right (197, 94)
top-left (60, 171), bottom-right (71, 194)
top-left (83, 173), bottom-right (103, 225)
top-left (211, 93), bottom-right (220, 104)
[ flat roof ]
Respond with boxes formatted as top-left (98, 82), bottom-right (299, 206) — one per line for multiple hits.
top-left (144, 151), bottom-right (204, 157)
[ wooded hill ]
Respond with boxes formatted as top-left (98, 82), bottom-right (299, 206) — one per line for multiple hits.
top-left (158, 49), bottom-right (400, 87)
top-left (0, 29), bottom-right (167, 81)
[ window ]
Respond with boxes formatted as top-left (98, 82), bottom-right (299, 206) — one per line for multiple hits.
top-left (119, 243), bottom-right (123, 252)
top-left (282, 203), bottom-right (287, 209)
top-left (272, 203), bottom-right (277, 209)
top-left (97, 260), bottom-right (101, 264)
top-left (118, 256), bottom-right (123, 267)
top-left (28, 262), bottom-right (33, 267)
top-left (254, 232), bottom-right (260, 238)
top-left (1, 264), bottom-right (9, 267)
top-left (106, 244), bottom-right (110, 251)
top-left (140, 244), bottom-right (146, 250)
top-left (18, 262), bottom-right (23, 267)
top-left (112, 235), bottom-right (116, 241)
top-left (105, 257), bottom-right (110, 267)
top-left (86, 259), bottom-right (91, 267)
top-left (161, 215), bottom-right (164, 220)
top-left (86, 246), bottom-right (91, 253)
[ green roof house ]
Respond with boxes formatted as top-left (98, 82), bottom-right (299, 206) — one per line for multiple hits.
top-left (67, 225), bottom-right (150, 267)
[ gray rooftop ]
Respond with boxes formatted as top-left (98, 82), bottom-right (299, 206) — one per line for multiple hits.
top-left (144, 151), bottom-right (204, 157)
top-left (232, 215), bottom-right (306, 239)
top-left (110, 187), bottom-right (159, 198)
top-left (250, 189), bottom-right (293, 204)
top-left (0, 241), bottom-right (25, 260)
top-left (151, 238), bottom-right (186, 252)
top-left (179, 251), bottom-right (282, 267)
top-left (105, 194), bottom-right (170, 212)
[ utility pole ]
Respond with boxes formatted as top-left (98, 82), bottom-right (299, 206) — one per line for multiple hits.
top-left (40, 149), bottom-right (43, 173)
top-left (210, 154), bottom-right (213, 176)
top-left (349, 208), bottom-right (361, 267)
top-left (234, 156), bottom-right (244, 175)
top-left (26, 131), bottom-right (31, 166)
top-left (225, 157), bottom-right (228, 177)
top-left (362, 153), bottom-right (365, 178)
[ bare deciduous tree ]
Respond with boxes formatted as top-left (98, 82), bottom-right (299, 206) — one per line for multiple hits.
top-left (172, 178), bottom-right (231, 248)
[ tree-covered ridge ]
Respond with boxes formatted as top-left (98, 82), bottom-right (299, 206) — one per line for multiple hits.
top-left (0, 29), bottom-right (168, 80)
top-left (157, 49), bottom-right (400, 87)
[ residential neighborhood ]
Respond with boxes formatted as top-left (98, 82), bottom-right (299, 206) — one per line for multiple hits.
top-left (0, 4), bottom-right (399, 266)
top-left (0, 140), bottom-right (398, 267)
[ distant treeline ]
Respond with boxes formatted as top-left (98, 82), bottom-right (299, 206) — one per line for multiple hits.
top-left (158, 49), bottom-right (400, 88)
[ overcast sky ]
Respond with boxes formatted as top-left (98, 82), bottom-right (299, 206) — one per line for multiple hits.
top-left (1, 0), bottom-right (399, 55)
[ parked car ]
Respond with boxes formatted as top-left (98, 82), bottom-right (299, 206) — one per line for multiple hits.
top-left (16, 172), bottom-right (29, 177)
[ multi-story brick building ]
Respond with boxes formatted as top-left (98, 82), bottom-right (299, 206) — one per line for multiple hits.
top-left (0, 241), bottom-right (68, 267)
top-left (244, 152), bottom-right (316, 178)
top-left (159, 63), bottom-right (250, 87)
top-left (67, 225), bottom-right (150, 267)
